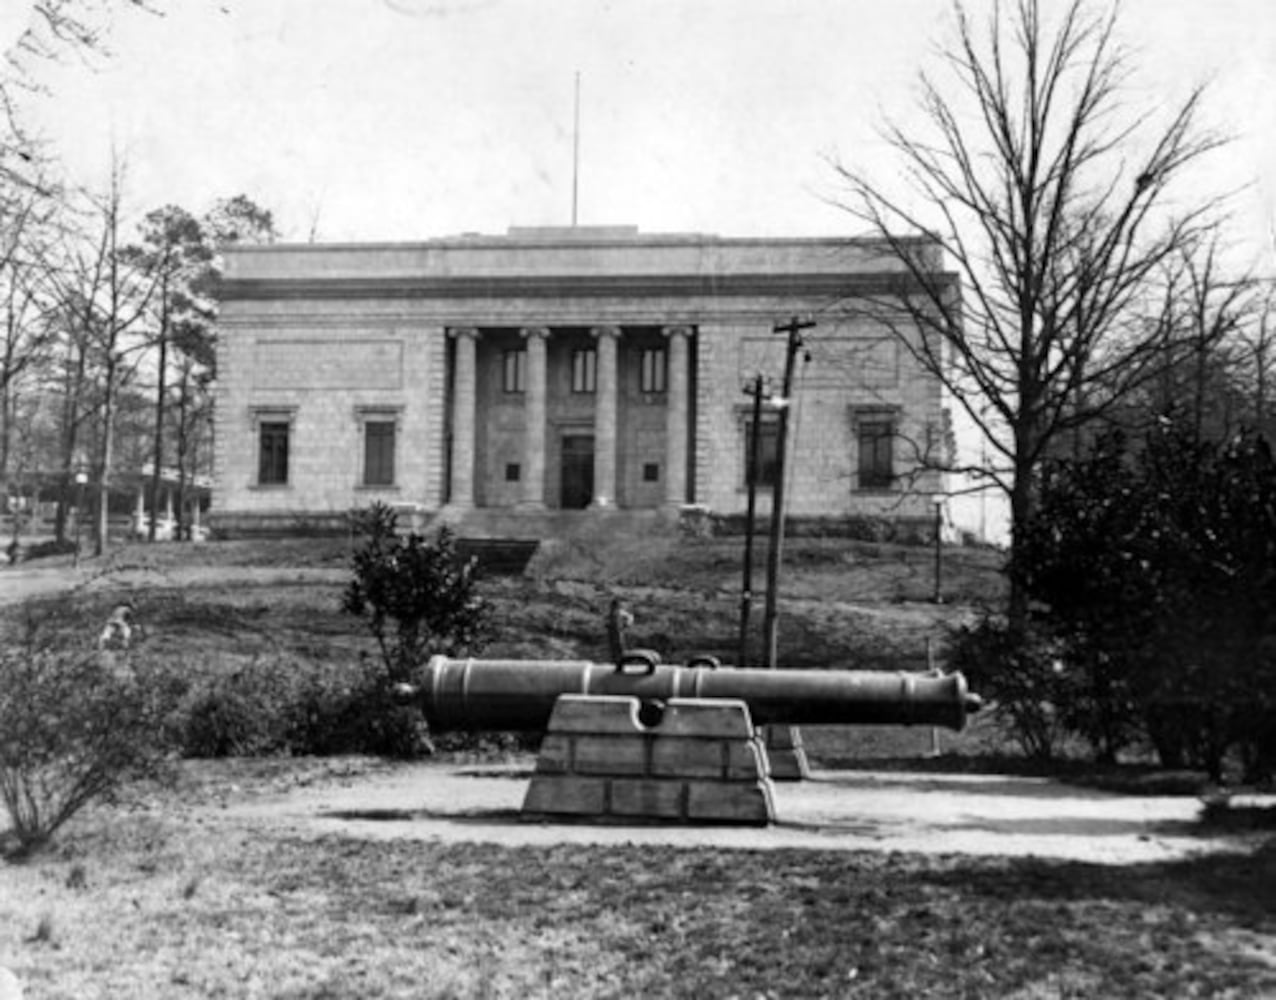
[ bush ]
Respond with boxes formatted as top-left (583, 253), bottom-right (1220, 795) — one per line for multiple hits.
top-left (180, 659), bottom-right (297, 757)
top-left (335, 504), bottom-right (496, 755)
top-left (178, 654), bottom-right (433, 760)
top-left (1019, 427), bottom-right (1276, 779)
top-left (948, 614), bottom-right (1071, 760)
top-left (343, 503), bottom-right (491, 682)
top-left (287, 657), bottom-right (431, 758)
top-left (0, 623), bottom-right (173, 855)
top-left (18, 538), bottom-right (77, 562)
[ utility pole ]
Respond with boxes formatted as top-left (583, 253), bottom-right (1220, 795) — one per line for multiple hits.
top-left (762, 316), bottom-right (815, 669)
top-left (738, 373), bottom-right (767, 666)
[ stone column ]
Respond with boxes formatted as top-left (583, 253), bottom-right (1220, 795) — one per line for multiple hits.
top-left (448, 328), bottom-right (479, 508)
top-left (591, 325), bottom-right (620, 507)
top-left (520, 327), bottom-right (549, 507)
top-left (663, 325), bottom-right (691, 507)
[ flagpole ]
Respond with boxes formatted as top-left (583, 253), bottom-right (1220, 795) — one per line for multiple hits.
top-left (571, 71), bottom-right (581, 226)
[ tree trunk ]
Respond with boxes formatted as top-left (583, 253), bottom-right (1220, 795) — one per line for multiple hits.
top-left (174, 365), bottom-right (190, 540)
top-left (54, 338), bottom-right (88, 545)
top-left (0, 379), bottom-right (10, 490)
top-left (148, 279), bottom-right (169, 542)
top-left (0, 290), bottom-right (22, 493)
top-left (1006, 445), bottom-right (1038, 640)
top-left (95, 351), bottom-right (119, 558)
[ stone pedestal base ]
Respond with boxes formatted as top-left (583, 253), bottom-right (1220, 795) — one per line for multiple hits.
top-left (522, 695), bottom-right (775, 825)
top-left (761, 724), bottom-right (811, 781)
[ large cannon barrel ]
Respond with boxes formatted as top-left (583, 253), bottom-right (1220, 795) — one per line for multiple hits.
top-left (413, 654), bottom-right (982, 732)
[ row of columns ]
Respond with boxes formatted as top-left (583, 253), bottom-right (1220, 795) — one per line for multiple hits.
top-left (132, 484), bottom-right (201, 537)
top-left (448, 325), bottom-right (691, 510)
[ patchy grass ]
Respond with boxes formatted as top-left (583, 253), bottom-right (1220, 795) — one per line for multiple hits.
top-left (4, 536), bottom-right (1015, 767)
top-left (1, 792), bottom-right (1273, 999)
top-left (5, 533), bottom-right (997, 676)
top-left (0, 535), bottom-right (1206, 774)
top-left (526, 531), bottom-right (1006, 607)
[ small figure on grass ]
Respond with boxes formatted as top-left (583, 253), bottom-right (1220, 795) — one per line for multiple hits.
top-left (97, 602), bottom-right (137, 651)
top-left (606, 597), bottom-right (633, 664)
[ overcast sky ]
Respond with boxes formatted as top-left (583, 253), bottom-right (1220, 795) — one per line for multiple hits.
top-left (6, 0), bottom-right (1273, 257)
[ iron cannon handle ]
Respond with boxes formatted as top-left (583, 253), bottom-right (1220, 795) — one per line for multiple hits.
top-left (615, 650), bottom-right (660, 675)
top-left (686, 654), bottom-right (721, 670)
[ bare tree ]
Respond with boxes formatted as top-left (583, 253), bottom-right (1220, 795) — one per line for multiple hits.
top-left (1082, 236), bottom-right (1259, 445)
top-left (2, 2), bottom-right (160, 192)
top-left (1164, 239), bottom-right (1256, 441)
top-left (831, 0), bottom-right (1230, 625)
top-left (1254, 286), bottom-right (1276, 433)
top-left (1232, 279), bottom-right (1276, 438)
top-left (0, 1), bottom-right (166, 546)
top-left (42, 162), bottom-right (155, 555)
top-left (0, 173), bottom-right (59, 491)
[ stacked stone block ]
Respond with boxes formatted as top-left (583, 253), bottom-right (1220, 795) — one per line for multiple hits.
top-left (522, 694), bottom-right (776, 825)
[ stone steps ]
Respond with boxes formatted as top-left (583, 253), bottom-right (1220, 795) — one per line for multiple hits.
top-left (433, 506), bottom-right (679, 541)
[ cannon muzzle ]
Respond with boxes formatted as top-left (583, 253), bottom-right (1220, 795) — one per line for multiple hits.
top-left (407, 654), bottom-right (982, 732)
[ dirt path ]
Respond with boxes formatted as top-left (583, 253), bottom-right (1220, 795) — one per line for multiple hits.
top-left (0, 564), bottom-right (348, 606)
top-left (206, 760), bottom-right (1268, 865)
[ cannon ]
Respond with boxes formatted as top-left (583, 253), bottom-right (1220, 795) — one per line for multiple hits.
top-left (410, 652), bottom-right (982, 733)
top-left (404, 653), bottom-right (982, 826)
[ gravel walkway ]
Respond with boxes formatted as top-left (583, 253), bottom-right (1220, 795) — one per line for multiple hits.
top-left (211, 761), bottom-right (1269, 865)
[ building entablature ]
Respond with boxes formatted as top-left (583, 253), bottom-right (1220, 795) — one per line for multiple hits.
top-left (218, 269), bottom-right (955, 304)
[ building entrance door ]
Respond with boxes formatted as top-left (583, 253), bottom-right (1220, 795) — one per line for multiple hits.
top-left (560, 434), bottom-right (594, 509)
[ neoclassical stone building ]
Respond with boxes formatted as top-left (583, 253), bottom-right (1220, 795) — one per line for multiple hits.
top-left (211, 226), bottom-right (953, 537)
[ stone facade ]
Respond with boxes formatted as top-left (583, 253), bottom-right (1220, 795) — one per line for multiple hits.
top-left (212, 226), bottom-right (953, 537)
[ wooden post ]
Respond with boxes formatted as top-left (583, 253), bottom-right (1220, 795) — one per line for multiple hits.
top-left (926, 636), bottom-right (941, 758)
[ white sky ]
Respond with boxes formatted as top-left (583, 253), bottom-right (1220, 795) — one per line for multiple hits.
top-left (7, 0), bottom-right (1276, 257)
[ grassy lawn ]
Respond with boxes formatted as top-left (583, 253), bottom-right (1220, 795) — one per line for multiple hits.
top-left (14, 531), bottom-right (1005, 670)
top-left (2, 779), bottom-right (1273, 999)
top-left (2, 535), bottom-right (1274, 997)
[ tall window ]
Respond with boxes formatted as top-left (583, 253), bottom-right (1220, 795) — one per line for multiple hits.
top-left (502, 348), bottom-right (526, 393)
top-left (258, 421), bottom-right (290, 485)
top-left (744, 416), bottom-right (780, 489)
top-left (571, 348), bottom-right (597, 393)
top-left (363, 420), bottom-right (396, 486)
top-left (639, 347), bottom-right (667, 393)
top-left (857, 416), bottom-right (895, 489)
